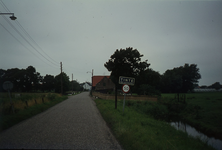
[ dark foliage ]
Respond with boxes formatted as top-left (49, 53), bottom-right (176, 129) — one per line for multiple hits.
top-left (160, 63), bottom-right (201, 93)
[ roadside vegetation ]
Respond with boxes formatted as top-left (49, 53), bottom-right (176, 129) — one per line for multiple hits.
top-left (0, 92), bottom-right (77, 132)
top-left (95, 92), bottom-right (221, 150)
top-left (161, 92), bottom-right (222, 139)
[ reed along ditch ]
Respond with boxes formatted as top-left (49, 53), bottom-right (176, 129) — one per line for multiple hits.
top-left (125, 95), bottom-right (222, 150)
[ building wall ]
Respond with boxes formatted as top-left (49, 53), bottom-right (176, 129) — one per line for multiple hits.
top-left (83, 83), bottom-right (91, 90)
top-left (95, 76), bottom-right (115, 91)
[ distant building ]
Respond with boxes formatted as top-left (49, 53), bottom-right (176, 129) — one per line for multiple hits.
top-left (92, 76), bottom-right (115, 93)
top-left (92, 76), bottom-right (110, 90)
top-left (193, 88), bottom-right (222, 92)
top-left (81, 82), bottom-right (92, 91)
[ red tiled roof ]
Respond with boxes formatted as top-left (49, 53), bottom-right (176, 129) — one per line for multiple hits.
top-left (92, 76), bottom-right (110, 87)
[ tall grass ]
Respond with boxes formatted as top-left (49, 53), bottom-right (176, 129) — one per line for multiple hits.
top-left (0, 93), bottom-right (60, 114)
top-left (95, 99), bottom-right (215, 150)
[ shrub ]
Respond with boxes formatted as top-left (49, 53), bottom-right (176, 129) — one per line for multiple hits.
top-left (47, 93), bottom-right (56, 101)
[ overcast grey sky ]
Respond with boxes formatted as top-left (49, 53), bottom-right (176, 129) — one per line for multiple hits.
top-left (1, 0), bottom-right (222, 86)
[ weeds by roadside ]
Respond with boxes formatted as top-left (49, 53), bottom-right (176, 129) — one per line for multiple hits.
top-left (0, 93), bottom-right (68, 132)
top-left (95, 99), bottom-right (215, 150)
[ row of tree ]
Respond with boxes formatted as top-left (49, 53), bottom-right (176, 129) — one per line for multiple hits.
top-left (1, 47), bottom-right (219, 97)
top-left (104, 47), bottom-right (202, 95)
top-left (104, 47), bottom-right (204, 108)
top-left (200, 82), bottom-right (222, 90)
top-left (0, 66), bottom-right (83, 93)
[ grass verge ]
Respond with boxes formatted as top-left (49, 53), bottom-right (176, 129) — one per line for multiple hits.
top-left (95, 99), bottom-right (215, 150)
top-left (161, 92), bottom-right (222, 139)
top-left (0, 94), bottom-right (68, 132)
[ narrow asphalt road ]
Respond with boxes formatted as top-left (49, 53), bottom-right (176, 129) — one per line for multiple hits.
top-left (0, 92), bottom-right (122, 149)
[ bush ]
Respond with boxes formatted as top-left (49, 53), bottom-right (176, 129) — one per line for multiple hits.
top-left (20, 94), bottom-right (32, 102)
top-left (47, 93), bottom-right (56, 101)
top-left (146, 103), bottom-right (169, 120)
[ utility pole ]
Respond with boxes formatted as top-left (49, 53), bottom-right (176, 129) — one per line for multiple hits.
top-left (91, 69), bottom-right (94, 86)
top-left (60, 62), bottom-right (63, 95)
top-left (91, 69), bottom-right (94, 95)
top-left (72, 73), bottom-right (73, 94)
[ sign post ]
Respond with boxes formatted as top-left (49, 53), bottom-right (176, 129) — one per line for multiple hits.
top-left (119, 76), bottom-right (135, 113)
top-left (122, 84), bottom-right (130, 113)
top-left (119, 76), bottom-right (135, 85)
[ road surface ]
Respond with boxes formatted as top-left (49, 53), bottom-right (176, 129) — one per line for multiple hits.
top-left (0, 92), bottom-right (122, 149)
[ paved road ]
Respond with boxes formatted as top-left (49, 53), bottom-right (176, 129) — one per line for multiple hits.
top-left (0, 92), bottom-right (122, 149)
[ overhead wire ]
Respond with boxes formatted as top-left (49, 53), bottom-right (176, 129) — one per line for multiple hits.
top-left (0, 22), bottom-right (59, 69)
top-left (0, 13), bottom-right (59, 68)
top-left (0, 1), bottom-right (76, 76)
top-left (0, 0), bottom-right (59, 66)
top-left (0, 0), bottom-right (10, 12)
top-left (14, 20), bottom-right (59, 65)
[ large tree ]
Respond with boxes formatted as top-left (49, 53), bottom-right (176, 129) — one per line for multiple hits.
top-left (0, 66), bottom-right (42, 92)
top-left (69, 80), bottom-right (83, 92)
top-left (55, 72), bottom-right (70, 94)
top-left (42, 74), bottom-right (55, 92)
top-left (160, 63), bottom-right (201, 96)
top-left (136, 68), bottom-right (161, 95)
top-left (208, 82), bottom-right (221, 90)
top-left (104, 47), bottom-right (150, 108)
top-left (24, 66), bottom-right (42, 92)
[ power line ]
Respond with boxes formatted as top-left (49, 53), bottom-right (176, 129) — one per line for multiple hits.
top-left (0, 1), bottom-right (59, 65)
top-left (0, 0), bottom-right (10, 12)
top-left (0, 22), bottom-right (59, 69)
top-left (14, 20), bottom-right (59, 65)
top-left (0, 2), bottom-right (74, 76)
top-left (0, 13), bottom-right (59, 67)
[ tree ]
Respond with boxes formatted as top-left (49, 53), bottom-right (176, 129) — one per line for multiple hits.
top-left (25, 66), bottom-right (42, 92)
top-left (209, 82), bottom-right (221, 90)
top-left (69, 80), bottom-right (83, 92)
top-left (180, 64), bottom-right (201, 93)
top-left (160, 64), bottom-right (201, 101)
top-left (42, 74), bottom-right (55, 92)
top-left (0, 66), bottom-right (42, 92)
top-left (104, 47), bottom-right (150, 108)
top-left (55, 72), bottom-right (70, 94)
top-left (135, 68), bottom-right (161, 95)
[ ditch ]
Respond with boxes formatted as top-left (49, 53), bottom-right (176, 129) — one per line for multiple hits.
top-left (170, 121), bottom-right (222, 150)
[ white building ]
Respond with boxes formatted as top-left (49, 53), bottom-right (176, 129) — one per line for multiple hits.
top-left (193, 88), bottom-right (222, 92)
top-left (81, 82), bottom-right (92, 91)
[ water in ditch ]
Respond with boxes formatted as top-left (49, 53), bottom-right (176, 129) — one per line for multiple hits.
top-left (170, 121), bottom-right (222, 150)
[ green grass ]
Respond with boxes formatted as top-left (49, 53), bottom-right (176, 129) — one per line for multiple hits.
top-left (0, 93), bottom-right (68, 132)
top-left (95, 99), bottom-right (215, 150)
top-left (161, 92), bottom-right (222, 139)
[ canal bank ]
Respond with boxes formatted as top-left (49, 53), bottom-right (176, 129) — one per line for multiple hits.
top-left (161, 92), bottom-right (222, 141)
top-left (170, 121), bottom-right (222, 150)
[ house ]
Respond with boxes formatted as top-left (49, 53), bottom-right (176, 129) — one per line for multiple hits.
top-left (81, 82), bottom-right (92, 91)
top-left (92, 76), bottom-right (115, 93)
top-left (92, 76), bottom-right (110, 90)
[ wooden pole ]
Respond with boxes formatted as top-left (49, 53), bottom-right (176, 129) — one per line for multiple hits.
top-left (60, 62), bottom-right (63, 95)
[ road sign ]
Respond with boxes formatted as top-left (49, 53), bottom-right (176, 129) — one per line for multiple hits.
top-left (122, 84), bottom-right (130, 93)
top-left (3, 81), bottom-right (13, 91)
top-left (119, 76), bottom-right (135, 85)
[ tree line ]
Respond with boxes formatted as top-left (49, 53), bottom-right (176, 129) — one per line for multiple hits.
top-left (104, 47), bottom-right (204, 96)
top-left (1, 48), bottom-right (220, 96)
top-left (104, 47), bottom-right (221, 108)
top-left (0, 66), bottom-right (83, 93)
